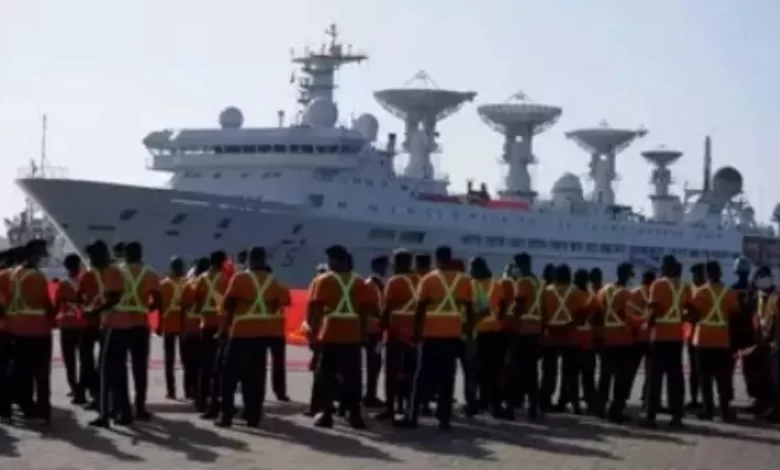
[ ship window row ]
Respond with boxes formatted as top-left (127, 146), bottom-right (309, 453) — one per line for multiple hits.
top-left (367, 228), bottom-right (426, 244)
top-left (154, 143), bottom-right (362, 157)
top-left (340, 203), bottom-right (723, 240)
top-left (458, 234), bottom-right (737, 259)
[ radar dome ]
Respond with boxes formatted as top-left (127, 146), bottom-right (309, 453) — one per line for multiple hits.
top-left (219, 106), bottom-right (244, 129)
top-left (303, 98), bottom-right (339, 128)
top-left (354, 113), bottom-right (379, 141)
top-left (712, 166), bottom-right (743, 197)
top-left (552, 173), bottom-right (583, 193)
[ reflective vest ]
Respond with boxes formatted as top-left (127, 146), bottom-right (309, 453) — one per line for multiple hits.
top-left (391, 274), bottom-right (416, 315)
top-left (327, 273), bottom-right (357, 318)
top-left (629, 286), bottom-right (650, 318)
top-left (10, 268), bottom-right (45, 317)
top-left (117, 265), bottom-right (150, 314)
top-left (229, 272), bottom-right (279, 337)
top-left (162, 277), bottom-right (185, 318)
top-left (656, 278), bottom-right (686, 324)
top-left (698, 285), bottom-right (728, 327)
top-left (422, 271), bottom-right (465, 338)
top-left (388, 274), bottom-right (417, 341)
top-left (577, 289), bottom-right (595, 332)
top-left (429, 272), bottom-right (463, 317)
top-left (58, 278), bottom-right (82, 327)
top-left (548, 285), bottom-right (574, 326)
top-left (515, 276), bottom-right (542, 322)
top-left (602, 284), bottom-right (626, 328)
top-left (9, 268), bottom-right (48, 335)
top-left (366, 278), bottom-right (382, 333)
top-left (200, 272), bottom-right (224, 315)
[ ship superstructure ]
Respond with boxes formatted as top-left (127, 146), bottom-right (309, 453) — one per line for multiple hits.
top-left (14, 25), bottom-right (778, 286)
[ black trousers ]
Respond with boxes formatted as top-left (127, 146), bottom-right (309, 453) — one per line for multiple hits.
top-left (645, 341), bottom-right (684, 421)
top-left (364, 333), bottom-right (382, 401)
top-left (163, 333), bottom-right (181, 397)
top-left (268, 336), bottom-right (287, 398)
top-left (311, 343), bottom-right (363, 417)
top-left (458, 338), bottom-right (478, 409)
top-left (180, 333), bottom-right (200, 400)
top-left (697, 347), bottom-right (733, 416)
top-left (14, 335), bottom-right (53, 419)
top-left (60, 327), bottom-right (98, 399)
top-left (98, 328), bottom-right (132, 420)
top-left (221, 337), bottom-right (270, 423)
top-left (197, 328), bottom-right (219, 412)
top-left (409, 338), bottom-right (460, 425)
top-left (628, 342), bottom-right (650, 404)
top-left (506, 334), bottom-right (540, 413)
top-left (541, 345), bottom-right (579, 408)
top-left (476, 331), bottom-right (508, 411)
top-left (686, 339), bottom-right (700, 403)
top-left (127, 326), bottom-right (150, 410)
top-left (383, 338), bottom-right (417, 414)
top-left (598, 345), bottom-right (634, 415)
top-left (0, 332), bottom-right (11, 418)
top-left (577, 348), bottom-right (597, 408)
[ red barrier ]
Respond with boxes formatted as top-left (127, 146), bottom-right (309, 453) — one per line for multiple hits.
top-left (48, 282), bottom-right (309, 345)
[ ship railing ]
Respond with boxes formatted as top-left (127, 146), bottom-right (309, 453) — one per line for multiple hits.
top-left (16, 165), bottom-right (69, 180)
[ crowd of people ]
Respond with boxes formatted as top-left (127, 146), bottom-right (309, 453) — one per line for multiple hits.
top-left (0, 238), bottom-right (778, 435)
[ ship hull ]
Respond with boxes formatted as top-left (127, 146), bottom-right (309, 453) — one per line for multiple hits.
top-left (16, 178), bottom-right (720, 288)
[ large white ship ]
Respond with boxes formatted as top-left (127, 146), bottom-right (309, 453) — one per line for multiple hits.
top-left (14, 25), bottom-right (780, 287)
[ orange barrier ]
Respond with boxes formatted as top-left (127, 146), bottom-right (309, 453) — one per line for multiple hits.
top-left (47, 282), bottom-right (309, 345)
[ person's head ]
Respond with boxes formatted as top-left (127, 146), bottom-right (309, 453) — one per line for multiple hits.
top-left (706, 260), bottom-right (722, 283)
top-left (555, 263), bottom-right (571, 285)
top-left (87, 240), bottom-right (111, 268)
top-left (589, 267), bottom-right (603, 287)
top-left (616, 262), bottom-right (634, 284)
top-left (112, 242), bottom-right (125, 261)
top-left (434, 245), bottom-right (452, 269)
top-left (392, 249), bottom-right (412, 274)
top-left (672, 260), bottom-right (683, 279)
top-left (209, 250), bottom-right (227, 270)
top-left (542, 263), bottom-right (555, 284)
top-left (169, 256), bottom-right (185, 277)
top-left (247, 246), bottom-right (267, 271)
top-left (236, 250), bottom-right (248, 265)
top-left (414, 254), bottom-right (431, 274)
top-left (753, 265), bottom-right (773, 291)
top-left (469, 256), bottom-right (491, 280)
top-left (24, 239), bottom-right (48, 266)
top-left (194, 257), bottom-right (210, 276)
top-left (734, 256), bottom-right (751, 281)
top-left (124, 241), bottom-right (142, 263)
top-left (513, 252), bottom-right (531, 274)
top-left (345, 252), bottom-right (354, 271)
top-left (371, 255), bottom-right (389, 277)
top-left (642, 269), bottom-right (656, 286)
top-left (660, 255), bottom-right (677, 277)
top-left (325, 245), bottom-right (350, 272)
top-left (573, 268), bottom-right (589, 289)
top-left (690, 263), bottom-right (705, 286)
top-left (63, 253), bottom-right (82, 276)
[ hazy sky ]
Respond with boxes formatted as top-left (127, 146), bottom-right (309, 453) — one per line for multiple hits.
top-left (1, 0), bottom-right (779, 225)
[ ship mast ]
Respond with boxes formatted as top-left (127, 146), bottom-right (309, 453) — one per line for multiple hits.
top-left (290, 24), bottom-right (367, 112)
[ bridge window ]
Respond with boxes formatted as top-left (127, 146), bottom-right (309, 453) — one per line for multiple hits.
top-left (399, 231), bottom-right (425, 244)
top-left (170, 213), bottom-right (187, 225)
top-left (302, 145), bottom-right (314, 154)
top-left (217, 218), bottom-right (232, 229)
top-left (509, 238), bottom-right (525, 248)
top-left (528, 239), bottom-right (546, 249)
top-left (550, 240), bottom-right (567, 251)
top-left (259, 145), bottom-right (271, 152)
top-left (570, 242), bottom-right (583, 252)
top-left (485, 236), bottom-right (504, 247)
top-left (240, 145), bottom-right (255, 153)
top-left (119, 209), bottom-right (137, 221)
top-left (586, 243), bottom-right (598, 253)
top-left (272, 144), bottom-right (287, 153)
top-left (462, 235), bottom-right (481, 245)
top-left (213, 172), bottom-right (221, 179)
top-left (368, 228), bottom-right (395, 240)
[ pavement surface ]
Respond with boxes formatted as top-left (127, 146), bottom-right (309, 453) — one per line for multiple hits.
top-left (1, 335), bottom-right (779, 470)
